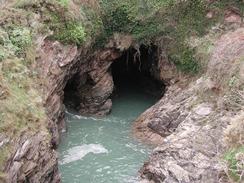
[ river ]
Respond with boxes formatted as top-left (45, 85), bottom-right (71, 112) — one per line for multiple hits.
top-left (58, 78), bottom-right (157, 183)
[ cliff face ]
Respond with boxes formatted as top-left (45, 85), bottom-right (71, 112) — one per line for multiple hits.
top-left (37, 38), bottom-right (123, 145)
top-left (3, 133), bottom-right (59, 183)
top-left (135, 27), bottom-right (244, 183)
top-left (2, 40), bottom-right (123, 183)
top-left (0, 0), bottom-right (243, 183)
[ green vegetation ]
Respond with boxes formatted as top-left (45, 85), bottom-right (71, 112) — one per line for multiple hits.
top-left (13, 0), bottom-right (236, 74)
top-left (80, 6), bottom-right (103, 39)
top-left (11, 0), bottom-right (243, 73)
top-left (0, 0), bottom-right (243, 177)
top-left (8, 27), bottom-right (32, 54)
top-left (97, 0), bottom-right (166, 44)
top-left (57, 0), bottom-right (69, 7)
top-left (0, 26), bottom-right (32, 59)
top-left (0, 0), bottom-right (239, 141)
top-left (0, 0), bottom-right (241, 134)
top-left (0, 50), bottom-right (5, 62)
top-left (0, 10), bottom-right (46, 172)
top-left (213, 0), bottom-right (244, 15)
top-left (50, 2), bottom-right (102, 45)
top-left (95, 0), bottom-right (243, 73)
top-left (52, 21), bottom-right (86, 45)
top-left (0, 29), bottom-right (46, 174)
top-left (224, 147), bottom-right (244, 182)
top-left (169, 47), bottom-right (200, 74)
top-left (224, 113), bottom-right (244, 182)
top-left (0, 57), bottom-right (46, 135)
top-left (95, 0), bottom-right (216, 73)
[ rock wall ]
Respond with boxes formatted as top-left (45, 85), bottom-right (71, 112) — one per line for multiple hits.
top-left (2, 38), bottom-right (83, 183)
top-left (135, 28), bottom-right (244, 183)
top-left (20, 36), bottom-right (168, 182)
top-left (36, 37), bottom-right (122, 143)
top-left (4, 132), bottom-right (59, 183)
top-left (3, 25), bottom-right (242, 183)
top-left (2, 37), bottom-right (122, 182)
top-left (37, 39), bottom-right (83, 146)
top-left (77, 49), bottom-right (122, 116)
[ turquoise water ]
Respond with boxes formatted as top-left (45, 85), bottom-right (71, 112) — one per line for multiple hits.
top-left (58, 84), bottom-right (157, 183)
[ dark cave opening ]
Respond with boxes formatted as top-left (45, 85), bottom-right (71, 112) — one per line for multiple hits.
top-left (63, 44), bottom-right (165, 113)
top-left (63, 73), bottom-right (82, 110)
top-left (59, 45), bottom-right (166, 183)
top-left (111, 45), bottom-right (165, 99)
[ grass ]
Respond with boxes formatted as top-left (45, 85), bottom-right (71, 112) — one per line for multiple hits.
top-left (224, 146), bottom-right (244, 182)
top-left (0, 11), bottom-right (51, 176)
top-left (169, 45), bottom-right (200, 74)
top-left (0, 57), bottom-right (47, 174)
top-left (0, 58), bottom-right (46, 135)
top-left (12, 0), bottom-right (237, 75)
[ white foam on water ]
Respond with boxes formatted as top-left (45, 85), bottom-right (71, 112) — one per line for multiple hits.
top-left (66, 110), bottom-right (126, 123)
top-left (60, 144), bottom-right (108, 165)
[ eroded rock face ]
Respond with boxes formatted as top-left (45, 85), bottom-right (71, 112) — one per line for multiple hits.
top-left (2, 38), bottom-right (83, 183)
top-left (2, 38), bottom-right (121, 183)
top-left (135, 28), bottom-right (244, 183)
top-left (224, 9), bottom-right (242, 24)
top-left (137, 80), bottom-right (228, 183)
top-left (78, 49), bottom-right (122, 116)
top-left (36, 39), bottom-right (121, 142)
top-left (4, 132), bottom-right (60, 183)
top-left (37, 39), bottom-right (83, 146)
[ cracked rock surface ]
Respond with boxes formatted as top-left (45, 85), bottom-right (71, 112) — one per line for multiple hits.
top-left (134, 28), bottom-right (244, 183)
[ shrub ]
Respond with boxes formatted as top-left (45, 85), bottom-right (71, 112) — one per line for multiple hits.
top-left (8, 27), bottom-right (32, 54)
top-left (169, 46), bottom-right (200, 74)
top-left (53, 22), bottom-right (86, 45)
top-left (48, 10), bottom-right (86, 46)
top-left (80, 6), bottom-right (103, 38)
top-left (97, 0), bottom-right (212, 74)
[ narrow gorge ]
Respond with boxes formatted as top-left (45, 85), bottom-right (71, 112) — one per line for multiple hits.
top-left (55, 44), bottom-right (165, 182)
top-left (0, 0), bottom-right (243, 183)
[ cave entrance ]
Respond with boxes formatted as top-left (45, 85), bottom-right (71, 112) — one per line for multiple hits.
top-left (111, 45), bottom-right (164, 100)
top-left (59, 45), bottom-right (165, 183)
top-left (63, 44), bottom-right (165, 113)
